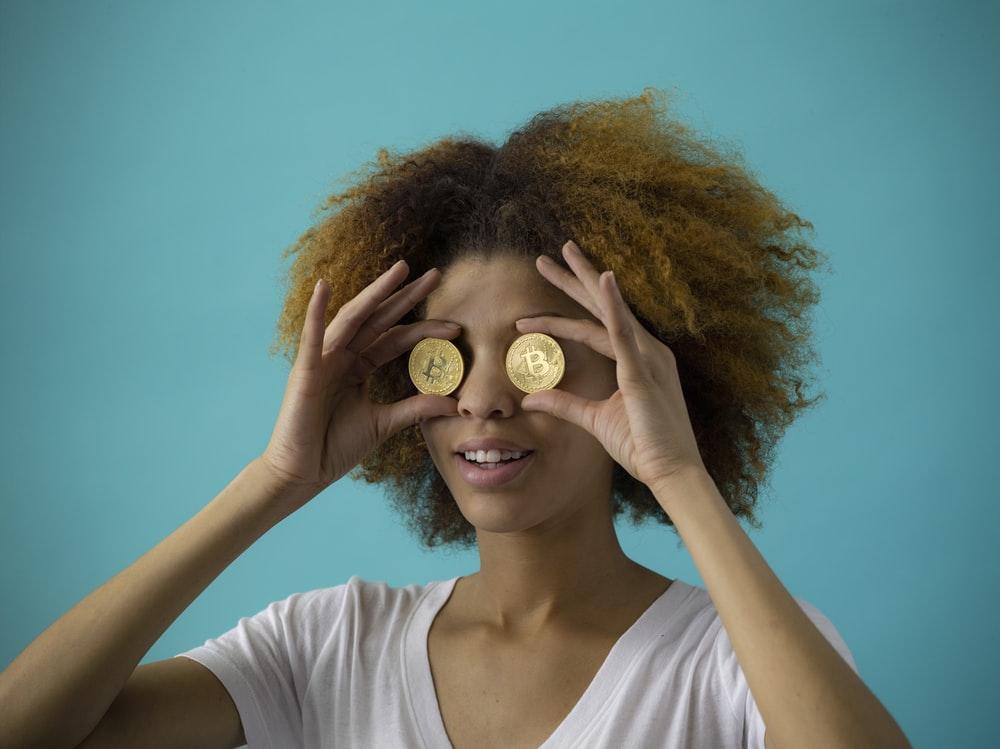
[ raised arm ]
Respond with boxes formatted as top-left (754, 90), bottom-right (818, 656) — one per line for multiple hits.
top-left (0, 458), bottom-right (306, 749)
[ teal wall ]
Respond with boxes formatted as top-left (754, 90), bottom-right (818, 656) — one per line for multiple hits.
top-left (2, 2), bottom-right (995, 745)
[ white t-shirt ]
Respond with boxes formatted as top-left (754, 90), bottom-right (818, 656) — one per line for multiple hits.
top-left (175, 575), bottom-right (858, 748)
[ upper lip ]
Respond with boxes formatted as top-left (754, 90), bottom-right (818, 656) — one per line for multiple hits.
top-left (455, 438), bottom-right (534, 454)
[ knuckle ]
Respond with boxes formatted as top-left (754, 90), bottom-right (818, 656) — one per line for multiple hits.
top-left (356, 348), bottom-right (379, 373)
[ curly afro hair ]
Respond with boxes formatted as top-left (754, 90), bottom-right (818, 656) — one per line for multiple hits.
top-left (268, 86), bottom-right (831, 551)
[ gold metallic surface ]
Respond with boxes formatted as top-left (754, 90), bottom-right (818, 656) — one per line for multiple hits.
top-left (505, 332), bottom-right (565, 394)
top-left (408, 337), bottom-right (464, 396)
top-left (409, 332), bottom-right (566, 396)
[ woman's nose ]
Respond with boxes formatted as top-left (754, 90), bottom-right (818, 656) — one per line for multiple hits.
top-left (453, 357), bottom-right (522, 418)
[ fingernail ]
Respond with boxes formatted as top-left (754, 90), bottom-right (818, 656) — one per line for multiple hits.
top-left (444, 322), bottom-right (461, 329)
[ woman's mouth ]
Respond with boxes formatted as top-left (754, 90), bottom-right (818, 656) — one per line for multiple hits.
top-left (454, 450), bottom-right (536, 488)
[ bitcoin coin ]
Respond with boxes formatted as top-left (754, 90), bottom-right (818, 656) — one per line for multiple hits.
top-left (505, 333), bottom-right (564, 393)
top-left (408, 337), bottom-right (464, 396)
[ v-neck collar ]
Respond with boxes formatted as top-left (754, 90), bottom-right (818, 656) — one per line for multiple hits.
top-left (402, 575), bottom-right (692, 749)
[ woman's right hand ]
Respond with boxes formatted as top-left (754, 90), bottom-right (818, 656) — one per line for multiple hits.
top-left (258, 259), bottom-right (461, 503)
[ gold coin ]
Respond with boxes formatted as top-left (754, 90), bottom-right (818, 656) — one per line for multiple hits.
top-left (505, 332), bottom-right (564, 394)
top-left (408, 337), bottom-right (464, 396)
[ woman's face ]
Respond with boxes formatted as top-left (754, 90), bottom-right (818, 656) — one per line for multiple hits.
top-left (418, 253), bottom-right (619, 534)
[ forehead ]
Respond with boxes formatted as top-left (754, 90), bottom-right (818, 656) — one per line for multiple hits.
top-left (422, 254), bottom-right (586, 324)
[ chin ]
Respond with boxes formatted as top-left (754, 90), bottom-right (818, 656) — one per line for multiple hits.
top-left (452, 488), bottom-right (544, 527)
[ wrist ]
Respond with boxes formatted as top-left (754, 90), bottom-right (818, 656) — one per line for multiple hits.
top-left (249, 456), bottom-right (323, 513)
top-left (651, 464), bottom-right (715, 508)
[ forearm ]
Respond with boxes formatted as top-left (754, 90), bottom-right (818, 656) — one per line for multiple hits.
top-left (653, 468), bottom-right (911, 749)
top-left (0, 457), bottom-right (307, 749)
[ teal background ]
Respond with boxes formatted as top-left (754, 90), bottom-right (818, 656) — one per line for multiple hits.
top-left (2, 1), bottom-right (996, 745)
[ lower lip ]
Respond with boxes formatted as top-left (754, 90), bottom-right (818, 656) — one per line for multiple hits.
top-left (454, 452), bottom-right (535, 488)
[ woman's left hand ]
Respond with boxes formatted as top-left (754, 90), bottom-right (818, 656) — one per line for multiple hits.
top-left (516, 240), bottom-right (707, 494)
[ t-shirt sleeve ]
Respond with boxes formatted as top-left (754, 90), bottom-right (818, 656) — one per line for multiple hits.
top-left (713, 596), bottom-right (859, 749)
top-left (173, 590), bottom-right (326, 749)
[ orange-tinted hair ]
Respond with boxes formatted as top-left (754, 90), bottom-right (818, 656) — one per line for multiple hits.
top-left (269, 87), bottom-right (830, 550)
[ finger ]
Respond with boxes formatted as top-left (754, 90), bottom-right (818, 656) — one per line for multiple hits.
top-left (557, 241), bottom-right (650, 349)
top-left (535, 253), bottom-right (604, 322)
top-left (560, 240), bottom-right (607, 316)
top-left (349, 319), bottom-right (462, 381)
top-left (600, 271), bottom-right (645, 383)
top-left (375, 392), bottom-right (460, 438)
top-left (323, 259), bottom-right (412, 352)
top-left (296, 278), bottom-right (331, 372)
top-left (337, 266), bottom-right (443, 356)
top-left (514, 315), bottom-right (616, 360)
top-left (520, 387), bottom-right (601, 434)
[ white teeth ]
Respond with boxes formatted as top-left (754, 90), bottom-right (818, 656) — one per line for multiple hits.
top-left (462, 449), bottom-right (528, 463)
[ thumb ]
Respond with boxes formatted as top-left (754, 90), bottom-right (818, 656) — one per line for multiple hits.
top-left (521, 389), bottom-right (594, 432)
top-left (376, 394), bottom-right (458, 437)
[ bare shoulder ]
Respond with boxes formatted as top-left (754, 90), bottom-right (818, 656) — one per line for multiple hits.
top-left (76, 656), bottom-right (245, 748)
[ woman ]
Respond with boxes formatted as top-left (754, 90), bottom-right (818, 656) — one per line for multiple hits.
top-left (0, 88), bottom-right (910, 748)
